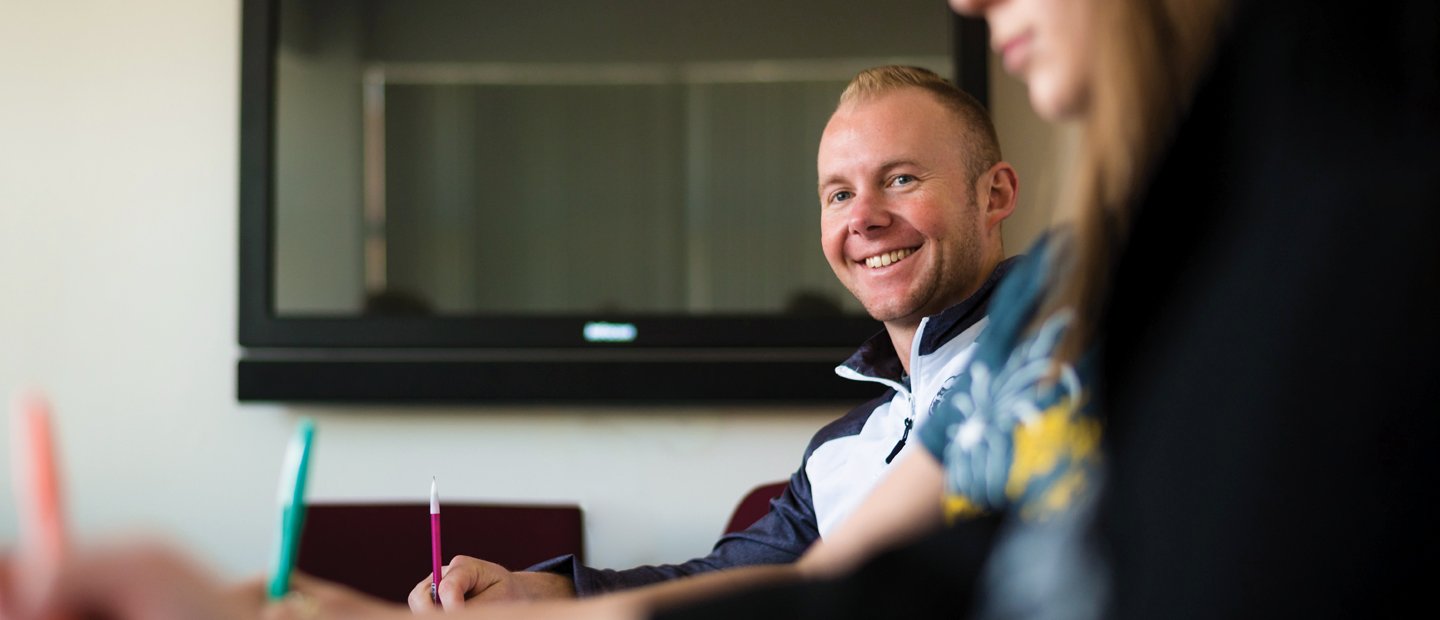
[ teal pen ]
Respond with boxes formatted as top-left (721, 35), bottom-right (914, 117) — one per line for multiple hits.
top-left (267, 418), bottom-right (316, 600)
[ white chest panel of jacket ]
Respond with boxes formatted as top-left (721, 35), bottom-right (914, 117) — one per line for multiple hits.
top-left (809, 316), bottom-right (989, 538)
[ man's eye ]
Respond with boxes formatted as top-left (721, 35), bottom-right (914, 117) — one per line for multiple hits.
top-left (831, 190), bottom-right (854, 203)
top-left (892, 174), bottom-right (916, 186)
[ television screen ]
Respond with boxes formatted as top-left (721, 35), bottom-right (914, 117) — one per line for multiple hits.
top-left (239, 0), bottom-right (984, 402)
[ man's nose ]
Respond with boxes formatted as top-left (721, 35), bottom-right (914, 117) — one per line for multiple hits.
top-left (847, 193), bottom-right (892, 235)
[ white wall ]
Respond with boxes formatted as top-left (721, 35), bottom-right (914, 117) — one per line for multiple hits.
top-left (0, 0), bottom-right (1063, 581)
top-left (992, 53), bottom-right (1076, 255)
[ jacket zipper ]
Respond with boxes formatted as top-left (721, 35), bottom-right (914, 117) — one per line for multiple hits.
top-left (885, 417), bottom-right (913, 464)
top-left (886, 326), bottom-right (925, 465)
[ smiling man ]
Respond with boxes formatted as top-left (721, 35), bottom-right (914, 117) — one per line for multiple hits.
top-left (820, 71), bottom-right (1013, 379)
top-left (410, 66), bottom-right (1022, 610)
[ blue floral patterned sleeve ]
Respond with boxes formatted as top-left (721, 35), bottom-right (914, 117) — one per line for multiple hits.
top-left (917, 235), bottom-right (1101, 523)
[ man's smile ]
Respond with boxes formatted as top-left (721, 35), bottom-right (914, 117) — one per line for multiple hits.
top-left (861, 246), bottom-right (919, 269)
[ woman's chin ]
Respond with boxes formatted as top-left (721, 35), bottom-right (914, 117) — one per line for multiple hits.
top-left (1026, 78), bottom-right (1089, 122)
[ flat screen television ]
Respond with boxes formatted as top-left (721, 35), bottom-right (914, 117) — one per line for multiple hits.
top-left (238, 0), bottom-right (989, 403)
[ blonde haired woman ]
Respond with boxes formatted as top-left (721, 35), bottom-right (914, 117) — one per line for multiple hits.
top-left (955, 0), bottom-right (1439, 618)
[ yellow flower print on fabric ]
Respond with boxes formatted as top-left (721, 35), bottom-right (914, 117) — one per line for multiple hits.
top-left (941, 400), bottom-right (1100, 523)
top-left (936, 309), bottom-right (1099, 525)
top-left (1006, 400), bottom-right (1101, 520)
top-left (945, 494), bottom-right (986, 521)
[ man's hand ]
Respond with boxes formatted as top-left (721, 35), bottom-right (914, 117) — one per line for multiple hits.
top-left (407, 556), bottom-right (576, 612)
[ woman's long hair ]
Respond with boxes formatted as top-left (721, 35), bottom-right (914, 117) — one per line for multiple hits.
top-left (1044, 0), bottom-right (1232, 366)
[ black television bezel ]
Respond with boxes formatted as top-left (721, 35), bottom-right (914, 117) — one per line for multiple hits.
top-left (237, 0), bottom-right (989, 404)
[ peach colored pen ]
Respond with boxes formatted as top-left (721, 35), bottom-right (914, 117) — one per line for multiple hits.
top-left (9, 392), bottom-right (67, 568)
top-left (9, 391), bottom-right (71, 620)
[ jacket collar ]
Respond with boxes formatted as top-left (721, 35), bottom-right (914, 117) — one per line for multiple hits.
top-left (838, 256), bottom-right (1021, 385)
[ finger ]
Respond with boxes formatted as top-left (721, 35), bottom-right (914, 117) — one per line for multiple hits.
top-left (283, 572), bottom-right (406, 619)
top-left (285, 572), bottom-right (330, 596)
top-left (261, 592), bottom-right (312, 620)
top-left (443, 558), bottom-right (523, 605)
top-left (407, 571), bottom-right (440, 613)
top-left (289, 571), bottom-right (382, 605)
top-left (435, 563), bottom-right (477, 610)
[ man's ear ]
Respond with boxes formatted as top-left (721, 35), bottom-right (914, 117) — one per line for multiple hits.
top-left (979, 161), bottom-right (1019, 231)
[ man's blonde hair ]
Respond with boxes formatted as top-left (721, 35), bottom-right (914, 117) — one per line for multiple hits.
top-left (838, 65), bottom-right (1002, 184)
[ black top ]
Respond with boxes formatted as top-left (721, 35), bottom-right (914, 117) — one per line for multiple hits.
top-left (1100, 0), bottom-right (1440, 617)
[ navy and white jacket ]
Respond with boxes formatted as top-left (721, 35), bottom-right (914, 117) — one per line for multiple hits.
top-left (530, 258), bottom-right (1018, 595)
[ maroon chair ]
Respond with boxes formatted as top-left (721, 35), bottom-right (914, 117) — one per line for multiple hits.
top-left (723, 481), bottom-right (789, 534)
top-left (297, 502), bottom-right (584, 603)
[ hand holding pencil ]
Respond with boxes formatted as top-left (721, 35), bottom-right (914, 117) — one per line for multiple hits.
top-left (0, 398), bottom-right (416, 620)
top-left (2, 392), bottom-right (264, 620)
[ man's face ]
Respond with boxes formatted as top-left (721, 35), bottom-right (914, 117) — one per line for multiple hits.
top-left (818, 88), bottom-right (988, 329)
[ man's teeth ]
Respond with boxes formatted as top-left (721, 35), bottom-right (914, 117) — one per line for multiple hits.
top-left (865, 248), bottom-right (915, 269)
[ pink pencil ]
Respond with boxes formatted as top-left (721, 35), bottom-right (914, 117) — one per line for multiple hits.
top-left (430, 476), bottom-right (442, 603)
